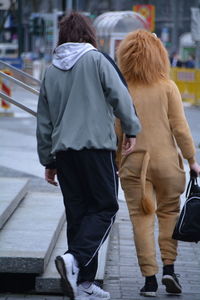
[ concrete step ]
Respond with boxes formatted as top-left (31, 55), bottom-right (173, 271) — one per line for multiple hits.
top-left (0, 192), bottom-right (65, 274)
top-left (35, 223), bottom-right (110, 293)
top-left (0, 177), bottom-right (29, 229)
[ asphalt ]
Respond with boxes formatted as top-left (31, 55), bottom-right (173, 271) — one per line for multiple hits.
top-left (0, 86), bottom-right (200, 299)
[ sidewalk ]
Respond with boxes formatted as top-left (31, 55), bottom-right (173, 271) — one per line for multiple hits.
top-left (104, 197), bottom-right (200, 300)
top-left (1, 192), bottom-right (200, 300)
top-left (0, 89), bottom-right (200, 299)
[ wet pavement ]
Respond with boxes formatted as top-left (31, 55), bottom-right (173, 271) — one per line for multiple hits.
top-left (0, 87), bottom-right (200, 299)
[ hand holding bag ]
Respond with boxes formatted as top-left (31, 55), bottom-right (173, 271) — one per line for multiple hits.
top-left (172, 171), bottom-right (200, 243)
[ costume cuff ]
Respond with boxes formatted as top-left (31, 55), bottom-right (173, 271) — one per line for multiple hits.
top-left (125, 134), bottom-right (136, 138)
top-left (45, 161), bottom-right (56, 169)
top-left (188, 156), bottom-right (196, 165)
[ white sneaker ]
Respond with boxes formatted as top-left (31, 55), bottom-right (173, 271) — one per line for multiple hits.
top-left (76, 283), bottom-right (110, 300)
top-left (55, 253), bottom-right (79, 299)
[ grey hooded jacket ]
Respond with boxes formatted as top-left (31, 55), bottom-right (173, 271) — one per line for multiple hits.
top-left (36, 43), bottom-right (141, 167)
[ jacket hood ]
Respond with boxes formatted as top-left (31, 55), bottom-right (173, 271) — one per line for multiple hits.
top-left (117, 29), bottom-right (170, 85)
top-left (52, 42), bottom-right (96, 70)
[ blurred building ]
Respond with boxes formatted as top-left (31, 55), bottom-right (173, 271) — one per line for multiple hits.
top-left (86, 0), bottom-right (200, 54)
top-left (1, 0), bottom-right (200, 58)
top-left (23, 0), bottom-right (200, 53)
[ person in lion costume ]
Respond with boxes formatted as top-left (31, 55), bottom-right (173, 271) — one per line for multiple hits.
top-left (116, 29), bottom-right (200, 297)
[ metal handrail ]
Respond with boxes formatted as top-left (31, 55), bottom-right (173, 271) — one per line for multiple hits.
top-left (0, 61), bottom-right (40, 116)
top-left (0, 91), bottom-right (37, 117)
top-left (0, 60), bottom-right (41, 85)
top-left (0, 71), bottom-right (39, 95)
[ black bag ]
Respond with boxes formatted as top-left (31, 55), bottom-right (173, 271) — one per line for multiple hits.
top-left (172, 171), bottom-right (200, 243)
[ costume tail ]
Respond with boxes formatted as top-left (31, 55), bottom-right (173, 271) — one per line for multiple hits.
top-left (140, 152), bottom-right (155, 214)
top-left (141, 195), bottom-right (155, 214)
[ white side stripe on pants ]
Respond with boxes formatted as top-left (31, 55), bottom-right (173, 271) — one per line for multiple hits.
top-left (84, 151), bottom-right (118, 267)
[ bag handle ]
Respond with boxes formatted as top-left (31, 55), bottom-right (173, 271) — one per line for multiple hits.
top-left (186, 170), bottom-right (198, 198)
top-left (190, 169), bottom-right (198, 178)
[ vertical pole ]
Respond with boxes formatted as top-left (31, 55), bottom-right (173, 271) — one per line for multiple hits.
top-left (67, 0), bottom-right (73, 13)
top-left (53, 9), bottom-right (58, 50)
top-left (62, 0), bottom-right (66, 11)
top-left (195, 0), bottom-right (200, 68)
top-left (191, 5), bottom-right (200, 68)
top-left (17, 0), bottom-right (23, 57)
top-left (74, 0), bottom-right (79, 11)
top-left (195, 41), bottom-right (200, 68)
top-left (79, 0), bottom-right (85, 10)
top-left (171, 0), bottom-right (178, 52)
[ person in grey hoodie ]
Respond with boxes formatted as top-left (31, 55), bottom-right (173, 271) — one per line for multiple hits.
top-left (36, 12), bottom-right (141, 300)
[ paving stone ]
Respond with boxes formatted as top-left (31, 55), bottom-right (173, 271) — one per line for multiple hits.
top-left (0, 177), bottom-right (29, 229)
top-left (0, 192), bottom-right (65, 273)
top-left (25, 296), bottom-right (64, 300)
top-left (43, 297), bottom-right (65, 300)
top-left (5, 296), bottom-right (25, 300)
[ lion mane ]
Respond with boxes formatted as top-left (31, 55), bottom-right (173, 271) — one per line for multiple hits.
top-left (117, 29), bottom-right (170, 85)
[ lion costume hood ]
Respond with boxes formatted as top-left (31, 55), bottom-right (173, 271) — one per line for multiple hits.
top-left (117, 29), bottom-right (170, 85)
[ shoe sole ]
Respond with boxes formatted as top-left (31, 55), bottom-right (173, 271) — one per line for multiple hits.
top-left (88, 296), bottom-right (110, 300)
top-left (76, 295), bottom-right (110, 300)
top-left (162, 275), bottom-right (182, 294)
top-left (76, 293), bottom-right (110, 300)
top-left (55, 256), bottom-right (75, 300)
top-left (140, 291), bottom-right (156, 297)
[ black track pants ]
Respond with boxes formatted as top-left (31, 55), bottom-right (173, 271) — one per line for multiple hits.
top-left (56, 149), bottom-right (119, 282)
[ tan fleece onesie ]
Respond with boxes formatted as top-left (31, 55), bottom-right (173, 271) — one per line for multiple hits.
top-left (116, 79), bottom-right (196, 276)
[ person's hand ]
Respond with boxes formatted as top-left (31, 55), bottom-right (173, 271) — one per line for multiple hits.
top-left (122, 137), bottom-right (136, 156)
top-left (189, 162), bottom-right (200, 177)
top-left (45, 168), bottom-right (58, 186)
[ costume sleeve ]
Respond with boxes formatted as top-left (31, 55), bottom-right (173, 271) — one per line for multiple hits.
top-left (36, 78), bottom-right (56, 167)
top-left (99, 53), bottom-right (141, 136)
top-left (168, 80), bottom-right (196, 164)
top-left (115, 118), bottom-right (124, 169)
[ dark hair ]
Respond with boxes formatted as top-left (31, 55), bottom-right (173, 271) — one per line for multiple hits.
top-left (57, 12), bottom-right (97, 47)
